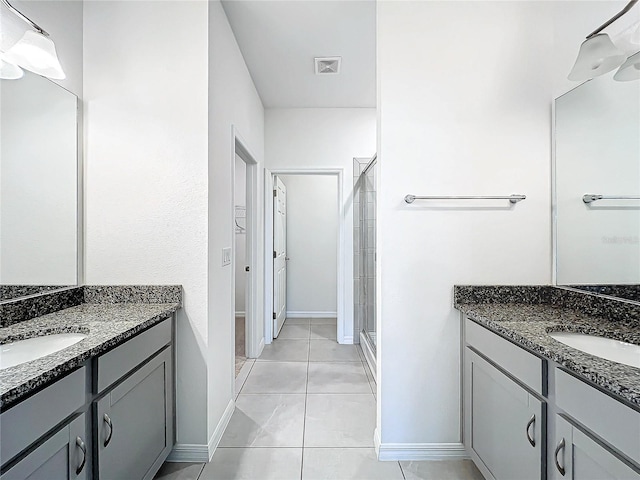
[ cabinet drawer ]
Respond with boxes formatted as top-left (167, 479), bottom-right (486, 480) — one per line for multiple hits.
top-left (465, 318), bottom-right (544, 395)
top-left (0, 367), bottom-right (86, 466)
top-left (96, 318), bottom-right (171, 393)
top-left (555, 368), bottom-right (640, 465)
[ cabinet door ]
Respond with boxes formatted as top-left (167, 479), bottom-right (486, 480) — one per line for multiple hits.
top-left (1, 414), bottom-right (88, 480)
top-left (552, 415), bottom-right (640, 480)
top-left (96, 347), bottom-right (173, 480)
top-left (467, 348), bottom-right (544, 480)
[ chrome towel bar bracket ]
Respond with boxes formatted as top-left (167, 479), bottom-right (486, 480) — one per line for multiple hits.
top-left (583, 194), bottom-right (640, 203)
top-left (404, 194), bottom-right (526, 204)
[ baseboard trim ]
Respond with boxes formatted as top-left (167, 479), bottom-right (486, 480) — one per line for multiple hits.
top-left (359, 331), bottom-right (377, 379)
top-left (286, 311), bottom-right (337, 318)
top-left (166, 398), bottom-right (235, 462)
top-left (207, 398), bottom-right (236, 460)
top-left (342, 335), bottom-right (354, 344)
top-left (377, 441), bottom-right (468, 461)
top-left (166, 443), bottom-right (210, 463)
top-left (255, 337), bottom-right (265, 358)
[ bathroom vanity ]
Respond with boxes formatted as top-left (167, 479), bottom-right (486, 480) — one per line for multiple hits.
top-left (455, 286), bottom-right (640, 480)
top-left (0, 286), bottom-right (181, 480)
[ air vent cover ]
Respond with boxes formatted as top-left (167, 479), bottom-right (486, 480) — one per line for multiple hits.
top-left (315, 57), bottom-right (341, 75)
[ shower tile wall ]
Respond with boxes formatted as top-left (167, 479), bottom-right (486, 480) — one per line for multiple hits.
top-left (353, 158), bottom-right (376, 349)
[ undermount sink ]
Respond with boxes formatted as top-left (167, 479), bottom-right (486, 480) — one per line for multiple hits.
top-left (0, 333), bottom-right (87, 370)
top-left (549, 332), bottom-right (640, 369)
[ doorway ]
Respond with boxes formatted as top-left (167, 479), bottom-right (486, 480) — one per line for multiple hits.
top-left (264, 169), bottom-right (345, 345)
top-left (232, 129), bottom-right (260, 381)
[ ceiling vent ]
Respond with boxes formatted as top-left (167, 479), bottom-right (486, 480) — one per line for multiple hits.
top-left (315, 57), bottom-right (341, 75)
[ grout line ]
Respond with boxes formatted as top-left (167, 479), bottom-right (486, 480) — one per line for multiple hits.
top-left (196, 462), bottom-right (206, 480)
top-left (300, 333), bottom-right (311, 480)
top-left (398, 461), bottom-right (407, 480)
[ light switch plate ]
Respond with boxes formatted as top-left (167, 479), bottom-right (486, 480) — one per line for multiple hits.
top-left (222, 247), bottom-right (232, 266)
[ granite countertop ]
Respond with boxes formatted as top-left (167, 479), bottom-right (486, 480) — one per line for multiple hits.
top-left (455, 296), bottom-right (640, 409)
top-left (0, 287), bottom-right (181, 410)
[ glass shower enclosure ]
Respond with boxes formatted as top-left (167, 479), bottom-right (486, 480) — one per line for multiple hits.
top-left (354, 155), bottom-right (377, 374)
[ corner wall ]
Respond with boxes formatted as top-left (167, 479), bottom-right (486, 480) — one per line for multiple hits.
top-left (376, 1), bottom-right (553, 456)
top-left (83, 0), bottom-right (210, 449)
top-left (207, 0), bottom-right (265, 450)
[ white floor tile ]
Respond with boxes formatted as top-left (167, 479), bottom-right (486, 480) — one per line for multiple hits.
top-left (310, 324), bottom-right (337, 341)
top-left (309, 340), bottom-right (361, 362)
top-left (399, 460), bottom-right (484, 480)
top-left (278, 324), bottom-right (310, 339)
top-left (310, 317), bottom-right (337, 325)
top-left (220, 394), bottom-right (306, 447)
top-left (153, 462), bottom-right (204, 480)
top-left (304, 394), bottom-right (376, 447)
top-left (201, 448), bottom-right (302, 480)
top-left (285, 318), bottom-right (310, 325)
top-left (302, 448), bottom-right (404, 480)
top-left (241, 362), bottom-right (307, 394)
top-left (307, 362), bottom-right (371, 394)
top-left (258, 339), bottom-right (309, 362)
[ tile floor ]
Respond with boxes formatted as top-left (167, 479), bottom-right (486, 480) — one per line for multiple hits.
top-left (154, 317), bottom-right (483, 480)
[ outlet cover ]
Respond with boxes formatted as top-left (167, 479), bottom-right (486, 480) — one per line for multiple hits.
top-left (222, 247), bottom-right (232, 266)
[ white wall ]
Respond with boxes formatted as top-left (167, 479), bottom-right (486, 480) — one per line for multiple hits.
top-left (207, 0), bottom-right (265, 446)
top-left (235, 155), bottom-right (247, 315)
top-left (377, 1), bottom-right (554, 453)
top-left (83, 0), bottom-right (210, 448)
top-left (265, 108), bottom-right (376, 339)
top-left (278, 174), bottom-right (338, 316)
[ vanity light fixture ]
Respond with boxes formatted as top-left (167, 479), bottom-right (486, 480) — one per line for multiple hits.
top-left (0, 55), bottom-right (23, 80)
top-left (0, 0), bottom-right (65, 80)
top-left (613, 51), bottom-right (640, 81)
top-left (568, 0), bottom-right (637, 81)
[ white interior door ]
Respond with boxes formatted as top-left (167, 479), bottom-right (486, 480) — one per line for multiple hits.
top-left (273, 176), bottom-right (287, 337)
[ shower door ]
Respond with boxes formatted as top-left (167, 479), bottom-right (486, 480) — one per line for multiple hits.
top-left (354, 156), bottom-right (377, 368)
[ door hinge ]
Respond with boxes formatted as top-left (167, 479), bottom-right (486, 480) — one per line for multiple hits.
top-left (273, 312), bottom-right (276, 320)
top-left (273, 190), bottom-right (277, 197)
top-left (273, 250), bottom-right (277, 259)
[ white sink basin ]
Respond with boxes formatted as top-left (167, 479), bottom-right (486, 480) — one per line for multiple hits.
top-left (549, 332), bottom-right (640, 368)
top-left (0, 333), bottom-right (87, 370)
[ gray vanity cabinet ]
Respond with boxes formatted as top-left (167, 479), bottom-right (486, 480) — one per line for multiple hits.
top-left (1, 414), bottom-right (88, 480)
top-left (93, 318), bottom-right (174, 480)
top-left (465, 349), bottom-right (544, 480)
top-left (96, 346), bottom-right (173, 480)
top-left (0, 316), bottom-right (175, 480)
top-left (552, 415), bottom-right (640, 480)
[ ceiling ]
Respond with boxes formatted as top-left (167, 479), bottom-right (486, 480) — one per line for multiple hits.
top-left (221, 0), bottom-right (376, 108)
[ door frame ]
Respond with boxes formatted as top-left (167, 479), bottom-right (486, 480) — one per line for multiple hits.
top-left (231, 126), bottom-right (261, 361)
top-left (264, 168), bottom-right (346, 344)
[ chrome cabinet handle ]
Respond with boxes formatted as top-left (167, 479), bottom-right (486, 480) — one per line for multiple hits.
top-left (75, 436), bottom-right (86, 475)
top-left (555, 438), bottom-right (566, 476)
top-left (526, 414), bottom-right (536, 447)
top-left (103, 413), bottom-right (113, 447)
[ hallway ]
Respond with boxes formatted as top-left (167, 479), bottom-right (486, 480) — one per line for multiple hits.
top-left (155, 317), bottom-right (483, 479)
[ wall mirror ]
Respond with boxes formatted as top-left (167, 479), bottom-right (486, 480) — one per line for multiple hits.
top-left (555, 73), bottom-right (640, 303)
top-left (0, 70), bottom-right (79, 301)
